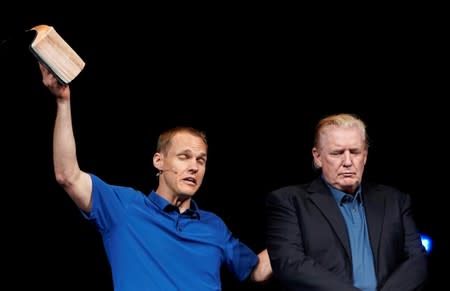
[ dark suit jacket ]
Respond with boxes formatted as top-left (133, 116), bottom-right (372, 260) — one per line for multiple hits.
top-left (265, 177), bottom-right (427, 291)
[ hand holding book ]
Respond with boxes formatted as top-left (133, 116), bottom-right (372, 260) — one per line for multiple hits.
top-left (29, 24), bottom-right (85, 84)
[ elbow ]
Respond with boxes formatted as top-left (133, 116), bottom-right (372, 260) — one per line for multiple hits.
top-left (54, 167), bottom-right (79, 188)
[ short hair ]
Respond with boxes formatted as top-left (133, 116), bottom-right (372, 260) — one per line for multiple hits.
top-left (313, 113), bottom-right (369, 150)
top-left (156, 126), bottom-right (208, 155)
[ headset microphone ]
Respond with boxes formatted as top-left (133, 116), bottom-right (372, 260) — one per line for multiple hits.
top-left (156, 168), bottom-right (178, 176)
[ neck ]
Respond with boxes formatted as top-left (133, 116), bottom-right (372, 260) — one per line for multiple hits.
top-left (157, 188), bottom-right (191, 213)
top-left (173, 195), bottom-right (191, 213)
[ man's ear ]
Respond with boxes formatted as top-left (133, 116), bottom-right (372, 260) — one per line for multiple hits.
top-left (312, 147), bottom-right (322, 169)
top-left (153, 152), bottom-right (163, 170)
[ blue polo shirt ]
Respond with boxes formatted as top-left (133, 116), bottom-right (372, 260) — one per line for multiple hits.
top-left (326, 182), bottom-right (377, 291)
top-left (82, 174), bottom-right (258, 291)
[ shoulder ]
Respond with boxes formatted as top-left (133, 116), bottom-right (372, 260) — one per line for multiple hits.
top-left (195, 209), bottom-right (233, 241)
top-left (267, 183), bottom-right (312, 203)
top-left (270, 184), bottom-right (307, 195)
top-left (269, 177), bottom-right (324, 197)
top-left (363, 181), bottom-right (410, 201)
top-left (197, 208), bottom-right (227, 227)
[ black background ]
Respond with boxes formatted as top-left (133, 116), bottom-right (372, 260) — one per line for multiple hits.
top-left (1, 4), bottom-right (446, 290)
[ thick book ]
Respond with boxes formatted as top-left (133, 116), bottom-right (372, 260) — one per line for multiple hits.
top-left (29, 24), bottom-right (85, 84)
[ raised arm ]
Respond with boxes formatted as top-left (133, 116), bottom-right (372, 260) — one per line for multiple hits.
top-left (39, 63), bottom-right (92, 212)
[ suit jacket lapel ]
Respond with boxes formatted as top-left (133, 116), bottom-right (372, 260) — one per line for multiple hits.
top-left (308, 178), bottom-right (352, 259)
top-left (362, 183), bottom-right (385, 266)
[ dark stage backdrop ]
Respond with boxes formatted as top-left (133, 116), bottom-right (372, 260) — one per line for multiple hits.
top-left (1, 6), bottom-right (445, 290)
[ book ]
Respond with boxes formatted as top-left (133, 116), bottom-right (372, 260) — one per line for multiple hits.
top-left (29, 24), bottom-right (85, 84)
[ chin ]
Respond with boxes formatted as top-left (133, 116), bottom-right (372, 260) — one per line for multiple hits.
top-left (338, 181), bottom-right (358, 190)
top-left (180, 189), bottom-right (196, 197)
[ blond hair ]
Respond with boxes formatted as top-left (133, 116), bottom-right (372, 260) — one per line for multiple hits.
top-left (313, 113), bottom-right (369, 150)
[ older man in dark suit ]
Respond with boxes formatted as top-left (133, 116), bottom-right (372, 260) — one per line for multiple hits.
top-left (265, 113), bottom-right (427, 291)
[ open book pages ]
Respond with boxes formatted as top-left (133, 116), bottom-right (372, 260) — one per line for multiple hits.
top-left (30, 25), bottom-right (85, 84)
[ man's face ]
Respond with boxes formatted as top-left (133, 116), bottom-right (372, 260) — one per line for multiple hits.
top-left (154, 132), bottom-right (207, 198)
top-left (312, 125), bottom-right (367, 194)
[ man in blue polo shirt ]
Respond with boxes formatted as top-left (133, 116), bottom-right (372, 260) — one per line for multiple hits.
top-left (38, 63), bottom-right (272, 290)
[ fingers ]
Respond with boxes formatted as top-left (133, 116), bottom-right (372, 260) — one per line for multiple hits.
top-left (38, 62), bottom-right (45, 72)
top-left (37, 61), bottom-right (70, 98)
top-left (38, 62), bottom-right (58, 87)
top-left (38, 62), bottom-right (50, 77)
